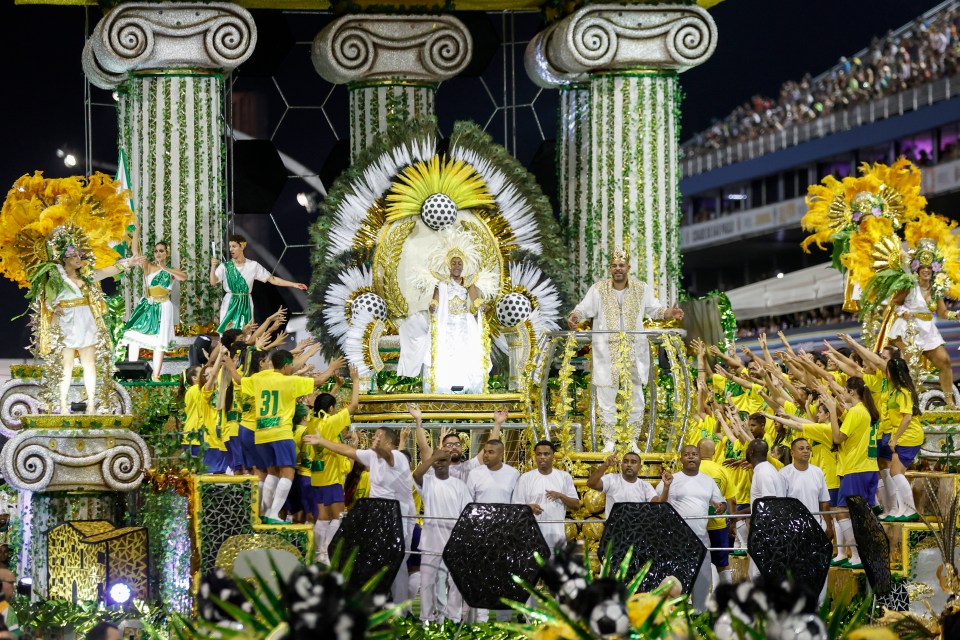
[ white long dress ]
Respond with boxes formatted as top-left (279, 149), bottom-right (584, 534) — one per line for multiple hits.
top-left (427, 279), bottom-right (487, 393)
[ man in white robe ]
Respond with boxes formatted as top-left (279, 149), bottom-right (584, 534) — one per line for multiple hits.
top-left (567, 250), bottom-right (683, 452)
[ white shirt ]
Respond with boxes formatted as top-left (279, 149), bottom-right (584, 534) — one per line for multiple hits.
top-left (355, 449), bottom-right (416, 517)
top-left (417, 473), bottom-right (472, 551)
top-left (215, 259), bottom-right (271, 295)
top-left (600, 474), bottom-right (658, 519)
top-left (750, 461), bottom-right (787, 507)
top-left (780, 463), bottom-right (830, 526)
top-left (466, 464), bottom-right (520, 504)
top-left (513, 468), bottom-right (578, 545)
top-left (655, 471), bottom-right (722, 540)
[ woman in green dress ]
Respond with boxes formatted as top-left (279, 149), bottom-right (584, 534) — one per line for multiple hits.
top-left (120, 241), bottom-right (187, 381)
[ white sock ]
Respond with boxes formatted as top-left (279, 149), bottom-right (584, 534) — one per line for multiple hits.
top-left (326, 518), bottom-right (341, 554)
top-left (878, 469), bottom-right (900, 516)
top-left (838, 519), bottom-right (857, 563)
top-left (313, 520), bottom-right (329, 561)
top-left (833, 520), bottom-right (848, 562)
top-left (719, 569), bottom-right (733, 584)
top-left (261, 475), bottom-right (279, 516)
top-left (267, 477), bottom-right (293, 520)
top-left (892, 474), bottom-right (917, 515)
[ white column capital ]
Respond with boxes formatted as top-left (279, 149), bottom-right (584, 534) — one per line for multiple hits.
top-left (524, 25), bottom-right (588, 89)
top-left (312, 14), bottom-right (472, 85)
top-left (541, 3), bottom-right (717, 76)
top-left (83, 2), bottom-right (257, 89)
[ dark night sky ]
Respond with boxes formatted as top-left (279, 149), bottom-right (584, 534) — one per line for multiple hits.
top-left (0, 0), bottom-right (946, 356)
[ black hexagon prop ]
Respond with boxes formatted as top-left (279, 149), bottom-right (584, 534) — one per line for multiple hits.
top-left (443, 503), bottom-right (549, 609)
top-left (747, 497), bottom-right (832, 594)
top-left (846, 495), bottom-right (898, 599)
top-left (328, 498), bottom-right (404, 595)
top-left (598, 502), bottom-right (706, 595)
top-left (232, 139), bottom-right (287, 214)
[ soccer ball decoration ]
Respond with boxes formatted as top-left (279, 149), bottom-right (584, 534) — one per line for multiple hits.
top-left (772, 614), bottom-right (827, 640)
top-left (197, 568), bottom-right (251, 622)
top-left (588, 598), bottom-right (630, 637)
top-left (351, 292), bottom-right (388, 322)
top-left (496, 292), bottom-right (533, 327)
top-left (420, 193), bottom-right (459, 231)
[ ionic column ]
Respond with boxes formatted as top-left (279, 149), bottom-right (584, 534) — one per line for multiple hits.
top-left (83, 2), bottom-right (257, 324)
top-left (312, 15), bottom-right (472, 160)
top-left (526, 29), bottom-right (592, 297)
top-left (529, 4), bottom-right (717, 304)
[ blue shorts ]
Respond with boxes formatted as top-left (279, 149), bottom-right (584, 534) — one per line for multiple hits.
top-left (838, 471), bottom-right (879, 507)
top-left (708, 527), bottom-right (730, 568)
top-left (182, 444), bottom-right (201, 457)
top-left (299, 475), bottom-right (318, 517)
top-left (828, 488), bottom-right (840, 507)
top-left (203, 449), bottom-right (228, 474)
top-left (878, 433), bottom-right (921, 468)
top-left (225, 437), bottom-right (245, 471)
top-left (258, 439), bottom-right (297, 468)
top-left (315, 484), bottom-right (345, 506)
top-left (239, 425), bottom-right (265, 470)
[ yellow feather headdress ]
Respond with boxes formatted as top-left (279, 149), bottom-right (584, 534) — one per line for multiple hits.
top-left (384, 155), bottom-right (495, 226)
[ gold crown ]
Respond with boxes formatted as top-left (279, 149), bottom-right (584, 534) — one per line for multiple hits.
top-left (611, 248), bottom-right (630, 262)
top-left (446, 247), bottom-right (467, 264)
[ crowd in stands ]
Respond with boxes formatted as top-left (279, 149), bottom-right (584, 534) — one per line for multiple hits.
top-left (683, 4), bottom-right (960, 157)
top-left (736, 305), bottom-right (857, 338)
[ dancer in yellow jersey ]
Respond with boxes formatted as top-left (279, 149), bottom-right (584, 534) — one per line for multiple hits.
top-left (180, 366), bottom-right (204, 459)
top-left (240, 350), bottom-right (344, 524)
top-left (305, 366), bottom-right (360, 562)
top-left (880, 357), bottom-right (923, 522)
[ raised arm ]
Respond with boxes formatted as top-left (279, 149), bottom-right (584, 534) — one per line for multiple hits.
top-left (93, 255), bottom-right (146, 282)
top-left (311, 356), bottom-right (346, 387)
top-left (491, 407), bottom-right (507, 441)
top-left (587, 455), bottom-right (618, 491)
top-left (209, 256), bottom-right (221, 286)
top-left (838, 333), bottom-right (885, 373)
top-left (345, 366), bottom-right (360, 415)
top-left (307, 434), bottom-right (360, 462)
top-left (408, 403), bottom-right (431, 459)
top-left (414, 449), bottom-right (449, 487)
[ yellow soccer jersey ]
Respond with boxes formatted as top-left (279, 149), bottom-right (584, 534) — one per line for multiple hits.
top-left (240, 370), bottom-right (314, 444)
top-left (293, 424), bottom-right (312, 476)
top-left (181, 384), bottom-right (204, 446)
top-left (309, 409), bottom-right (352, 487)
top-left (685, 415), bottom-right (717, 447)
top-left (887, 389), bottom-right (924, 447)
top-left (699, 459), bottom-right (734, 530)
top-left (201, 388), bottom-right (225, 451)
top-left (838, 402), bottom-right (879, 475)
top-left (863, 371), bottom-right (892, 436)
top-left (799, 422), bottom-right (840, 489)
top-left (217, 381), bottom-right (242, 443)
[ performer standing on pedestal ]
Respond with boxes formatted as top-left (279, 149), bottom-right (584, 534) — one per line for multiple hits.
top-left (51, 238), bottom-right (144, 414)
top-left (567, 249), bottom-right (683, 452)
top-left (210, 234), bottom-right (307, 333)
top-left (120, 241), bottom-right (187, 381)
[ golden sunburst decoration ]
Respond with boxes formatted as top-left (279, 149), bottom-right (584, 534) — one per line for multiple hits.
top-left (841, 216), bottom-right (902, 289)
top-left (384, 156), bottom-right (495, 227)
top-left (800, 157), bottom-right (926, 254)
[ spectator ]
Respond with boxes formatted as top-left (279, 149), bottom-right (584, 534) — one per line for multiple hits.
top-left (86, 623), bottom-right (120, 640)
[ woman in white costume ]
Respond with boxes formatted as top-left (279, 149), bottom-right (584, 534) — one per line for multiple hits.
top-left (120, 241), bottom-right (187, 380)
top-left (209, 234), bottom-right (307, 333)
top-left (886, 238), bottom-right (956, 407)
top-left (50, 237), bottom-right (144, 414)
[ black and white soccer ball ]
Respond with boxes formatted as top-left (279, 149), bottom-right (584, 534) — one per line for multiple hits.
top-left (588, 597), bottom-right (630, 637)
top-left (351, 292), bottom-right (387, 321)
top-left (197, 567), bottom-right (251, 622)
top-left (772, 613), bottom-right (827, 640)
top-left (496, 292), bottom-right (533, 327)
top-left (420, 193), bottom-right (459, 231)
top-left (558, 575), bottom-right (587, 602)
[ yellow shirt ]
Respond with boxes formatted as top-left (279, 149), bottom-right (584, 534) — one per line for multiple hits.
top-left (181, 384), bottom-right (204, 446)
top-left (349, 471), bottom-right (369, 507)
top-left (240, 370), bottom-right (315, 444)
top-left (887, 389), bottom-right (924, 447)
top-left (838, 402), bottom-right (879, 475)
top-left (864, 371), bottom-right (892, 435)
top-left (685, 415), bottom-right (717, 447)
top-left (309, 409), bottom-right (353, 487)
top-left (799, 422), bottom-right (840, 489)
top-left (201, 388), bottom-right (225, 451)
top-left (712, 374), bottom-right (764, 414)
top-left (699, 459), bottom-right (734, 530)
top-left (217, 381), bottom-right (242, 443)
top-left (293, 424), bottom-right (312, 476)
top-left (236, 380), bottom-right (256, 429)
